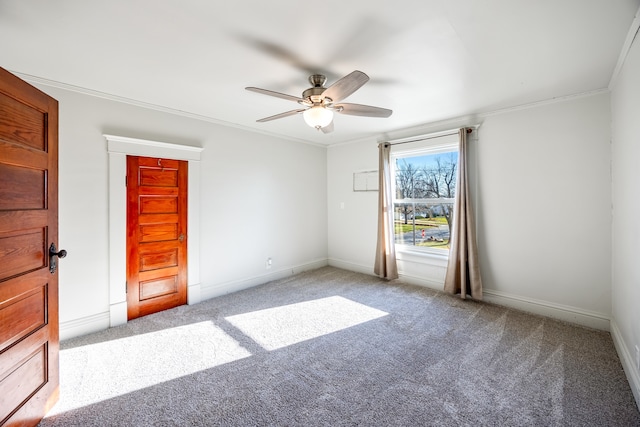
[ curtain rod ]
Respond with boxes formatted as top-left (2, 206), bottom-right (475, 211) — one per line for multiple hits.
top-left (385, 128), bottom-right (473, 147)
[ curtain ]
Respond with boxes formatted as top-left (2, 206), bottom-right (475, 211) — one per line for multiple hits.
top-left (374, 142), bottom-right (399, 280)
top-left (444, 128), bottom-right (483, 299)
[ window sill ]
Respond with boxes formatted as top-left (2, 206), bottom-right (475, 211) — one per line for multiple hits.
top-left (395, 246), bottom-right (449, 268)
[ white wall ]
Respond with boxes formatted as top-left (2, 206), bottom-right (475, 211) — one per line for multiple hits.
top-left (611, 32), bottom-right (640, 404)
top-left (33, 84), bottom-right (328, 339)
top-left (327, 140), bottom-right (379, 273)
top-left (198, 123), bottom-right (328, 296)
top-left (327, 93), bottom-right (612, 329)
top-left (478, 93), bottom-right (612, 327)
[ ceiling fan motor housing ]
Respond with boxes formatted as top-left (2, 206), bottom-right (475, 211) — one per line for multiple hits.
top-left (308, 74), bottom-right (327, 87)
top-left (302, 86), bottom-right (329, 105)
top-left (302, 74), bottom-right (331, 104)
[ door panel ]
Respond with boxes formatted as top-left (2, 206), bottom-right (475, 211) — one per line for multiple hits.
top-left (139, 224), bottom-right (178, 242)
top-left (139, 249), bottom-right (178, 271)
top-left (0, 163), bottom-right (47, 210)
top-left (139, 196), bottom-right (178, 214)
top-left (0, 91), bottom-right (46, 151)
top-left (139, 274), bottom-right (178, 300)
top-left (127, 156), bottom-right (187, 320)
top-left (0, 228), bottom-right (47, 280)
top-left (0, 344), bottom-right (47, 423)
top-left (0, 283), bottom-right (47, 352)
top-left (139, 168), bottom-right (178, 186)
top-left (0, 67), bottom-right (59, 427)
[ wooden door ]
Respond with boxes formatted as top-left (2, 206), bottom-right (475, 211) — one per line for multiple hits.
top-left (0, 68), bottom-right (60, 425)
top-left (126, 156), bottom-right (187, 320)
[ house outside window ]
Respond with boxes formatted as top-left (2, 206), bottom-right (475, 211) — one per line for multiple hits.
top-left (391, 134), bottom-right (458, 255)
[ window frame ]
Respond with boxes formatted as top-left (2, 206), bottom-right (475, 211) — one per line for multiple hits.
top-left (390, 133), bottom-right (459, 258)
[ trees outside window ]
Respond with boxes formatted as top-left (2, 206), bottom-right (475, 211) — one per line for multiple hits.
top-left (393, 150), bottom-right (457, 252)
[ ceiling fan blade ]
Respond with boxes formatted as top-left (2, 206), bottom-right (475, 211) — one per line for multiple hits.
top-left (321, 121), bottom-right (334, 134)
top-left (322, 70), bottom-right (369, 103)
top-left (236, 35), bottom-right (337, 79)
top-left (246, 87), bottom-right (303, 103)
top-left (335, 103), bottom-right (392, 118)
top-left (256, 109), bottom-right (306, 123)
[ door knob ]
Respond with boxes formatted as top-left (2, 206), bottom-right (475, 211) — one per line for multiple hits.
top-left (49, 243), bottom-right (67, 274)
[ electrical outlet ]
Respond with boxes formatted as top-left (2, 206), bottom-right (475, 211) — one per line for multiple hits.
top-left (266, 257), bottom-right (272, 270)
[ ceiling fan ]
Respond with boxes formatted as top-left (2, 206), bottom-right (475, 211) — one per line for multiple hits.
top-left (246, 70), bottom-right (392, 134)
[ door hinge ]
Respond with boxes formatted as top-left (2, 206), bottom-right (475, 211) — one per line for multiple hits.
top-left (125, 175), bottom-right (128, 186)
top-left (125, 281), bottom-right (128, 294)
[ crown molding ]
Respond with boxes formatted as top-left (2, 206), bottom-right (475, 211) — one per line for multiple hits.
top-left (11, 70), bottom-right (327, 149)
top-left (476, 88), bottom-right (609, 119)
top-left (13, 70), bottom-right (612, 152)
top-left (327, 88), bottom-right (608, 149)
top-left (609, 4), bottom-right (640, 89)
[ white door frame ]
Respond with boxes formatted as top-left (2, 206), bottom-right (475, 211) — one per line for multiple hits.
top-left (106, 134), bottom-right (203, 327)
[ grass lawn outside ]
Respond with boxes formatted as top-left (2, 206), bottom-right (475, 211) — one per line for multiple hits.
top-left (417, 240), bottom-right (450, 250)
top-left (394, 217), bottom-right (447, 233)
top-left (394, 218), bottom-right (451, 250)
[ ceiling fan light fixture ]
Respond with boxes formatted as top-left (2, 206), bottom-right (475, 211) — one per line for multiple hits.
top-left (247, 70), bottom-right (391, 133)
top-left (303, 106), bottom-right (333, 129)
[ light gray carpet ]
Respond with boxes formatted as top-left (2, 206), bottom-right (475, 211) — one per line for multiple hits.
top-left (40, 267), bottom-right (640, 426)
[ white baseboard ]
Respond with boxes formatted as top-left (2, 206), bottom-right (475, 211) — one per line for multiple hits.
top-left (61, 261), bottom-right (327, 341)
top-left (200, 258), bottom-right (329, 301)
top-left (401, 275), bottom-right (610, 332)
top-left (328, 258), bottom-right (445, 291)
top-left (610, 319), bottom-right (640, 410)
top-left (60, 312), bottom-right (110, 342)
top-left (109, 301), bottom-right (127, 328)
top-left (187, 282), bottom-right (201, 305)
top-left (59, 259), bottom-right (611, 348)
top-left (483, 289), bottom-right (610, 331)
top-left (327, 258), bottom-right (374, 276)
top-left (328, 257), bottom-right (610, 331)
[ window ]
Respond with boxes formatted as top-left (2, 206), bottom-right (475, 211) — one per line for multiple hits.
top-left (391, 134), bottom-right (458, 254)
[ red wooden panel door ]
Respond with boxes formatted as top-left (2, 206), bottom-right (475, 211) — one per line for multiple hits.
top-left (0, 67), bottom-right (60, 426)
top-left (126, 156), bottom-right (187, 320)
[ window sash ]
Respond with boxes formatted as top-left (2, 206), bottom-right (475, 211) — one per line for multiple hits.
top-left (389, 132), bottom-right (459, 255)
top-left (393, 198), bottom-right (454, 205)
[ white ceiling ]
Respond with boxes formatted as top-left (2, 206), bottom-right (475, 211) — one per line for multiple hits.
top-left (1, 0), bottom-right (638, 146)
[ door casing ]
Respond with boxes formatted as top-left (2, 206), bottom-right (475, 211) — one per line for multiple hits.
top-left (105, 135), bottom-right (202, 328)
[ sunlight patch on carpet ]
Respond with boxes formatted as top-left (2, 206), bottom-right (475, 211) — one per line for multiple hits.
top-left (51, 321), bottom-right (251, 414)
top-left (225, 296), bottom-right (388, 351)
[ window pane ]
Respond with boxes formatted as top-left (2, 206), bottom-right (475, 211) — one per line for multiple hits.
top-left (392, 141), bottom-right (458, 253)
top-left (393, 203), bottom-right (453, 250)
top-left (395, 152), bottom-right (458, 200)
top-left (394, 151), bottom-right (458, 251)
top-left (395, 159), bottom-right (418, 199)
top-left (394, 203), bottom-right (416, 246)
top-left (415, 203), bottom-right (452, 250)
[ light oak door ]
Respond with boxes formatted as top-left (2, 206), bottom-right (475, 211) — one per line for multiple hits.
top-left (126, 156), bottom-right (187, 320)
top-left (0, 67), bottom-right (61, 426)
